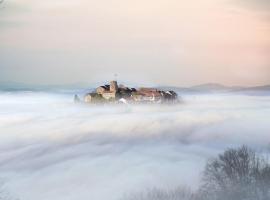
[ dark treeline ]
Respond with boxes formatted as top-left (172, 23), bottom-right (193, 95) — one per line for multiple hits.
top-left (122, 146), bottom-right (270, 200)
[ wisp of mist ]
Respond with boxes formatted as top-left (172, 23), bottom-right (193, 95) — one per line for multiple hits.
top-left (0, 91), bottom-right (270, 200)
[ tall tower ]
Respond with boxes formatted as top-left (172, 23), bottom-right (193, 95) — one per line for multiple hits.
top-left (110, 81), bottom-right (118, 92)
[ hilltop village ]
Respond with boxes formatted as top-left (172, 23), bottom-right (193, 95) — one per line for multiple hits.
top-left (79, 81), bottom-right (178, 104)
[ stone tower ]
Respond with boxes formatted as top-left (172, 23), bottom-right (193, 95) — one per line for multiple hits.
top-left (110, 81), bottom-right (118, 92)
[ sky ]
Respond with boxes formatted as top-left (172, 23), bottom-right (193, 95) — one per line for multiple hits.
top-left (0, 0), bottom-right (269, 87)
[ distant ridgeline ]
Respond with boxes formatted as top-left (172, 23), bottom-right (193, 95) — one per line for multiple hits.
top-left (74, 81), bottom-right (178, 104)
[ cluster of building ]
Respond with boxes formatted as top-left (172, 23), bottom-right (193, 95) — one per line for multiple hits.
top-left (82, 81), bottom-right (178, 104)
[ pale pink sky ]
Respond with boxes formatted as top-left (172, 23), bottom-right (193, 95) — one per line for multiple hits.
top-left (0, 0), bottom-right (269, 86)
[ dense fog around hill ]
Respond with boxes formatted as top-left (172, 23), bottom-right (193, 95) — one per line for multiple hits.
top-left (0, 91), bottom-right (270, 200)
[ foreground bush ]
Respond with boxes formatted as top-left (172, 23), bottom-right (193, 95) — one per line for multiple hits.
top-left (122, 146), bottom-right (270, 200)
top-left (200, 146), bottom-right (270, 200)
top-left (121, 187), bottom-right (195, 200)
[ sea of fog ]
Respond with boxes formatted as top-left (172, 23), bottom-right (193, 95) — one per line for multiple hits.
top-left (0, 91), bottom-right (270, 200)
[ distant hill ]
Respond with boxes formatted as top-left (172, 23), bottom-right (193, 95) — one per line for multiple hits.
top-left (234, 85), bottom-right (270, 91)
top-left (190, 83), bottom-right (243, 91)
top-left (1, 81), bottom-right (270, 95)
top-left (158, 83), bottom-right (270, 95)
top-left (231, 85), bottom-right (270, 96)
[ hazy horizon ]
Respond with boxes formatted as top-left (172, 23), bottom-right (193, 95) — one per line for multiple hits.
top-left (0, 79), bottom-right (270, 90)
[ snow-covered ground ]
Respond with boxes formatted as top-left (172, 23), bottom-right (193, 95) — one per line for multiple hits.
top-left (0, 91), bottom-right (270, 200)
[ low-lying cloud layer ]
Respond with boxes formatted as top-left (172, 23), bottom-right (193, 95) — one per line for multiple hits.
top-left (0, 91), bottom-right (270, 200)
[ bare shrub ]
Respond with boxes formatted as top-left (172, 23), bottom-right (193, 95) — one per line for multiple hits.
top-left (121, 187), bottom-right (195, 200)
top-left (199, 145), bottom-right (270, 200)
top-left (121, 146), bottom-right (270, 200)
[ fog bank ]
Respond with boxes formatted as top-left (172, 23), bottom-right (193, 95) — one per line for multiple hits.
top-left (0, 91), bottom-right (269, 200)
